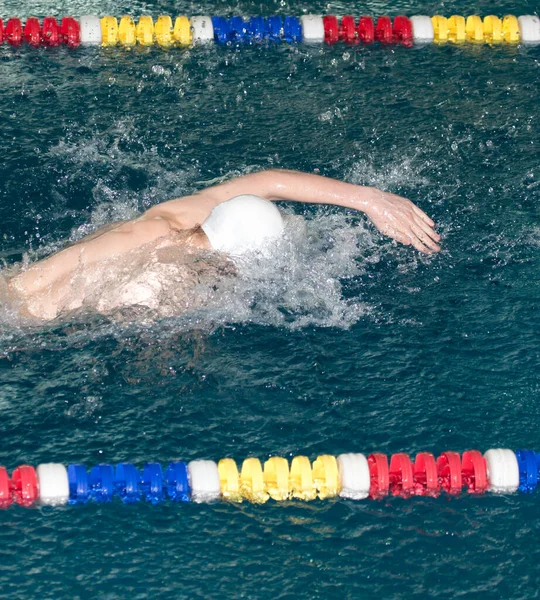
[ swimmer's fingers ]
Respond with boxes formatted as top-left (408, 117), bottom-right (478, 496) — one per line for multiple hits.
top-left (385, 229), bottom-right (411, 247)
top-left (413, 214), bottom-right (440, 240)
top-left (408, 223), bottom-right (440, 253)
top-left (410, 203), bottom-right (435, 227)
top-left (386, 222), bottom-right (435, 254)
top-left (412, 216), bottom-right (441, 249)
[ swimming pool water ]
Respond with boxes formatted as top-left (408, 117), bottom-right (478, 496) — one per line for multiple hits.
top-left (0, 1), bottom-right (539, 597)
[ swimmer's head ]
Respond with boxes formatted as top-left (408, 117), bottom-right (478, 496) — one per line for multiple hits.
top-left (201, 195), bottom-right (284, 256)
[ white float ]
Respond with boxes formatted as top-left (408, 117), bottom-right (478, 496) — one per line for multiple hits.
top-left (191, 16), bottom-right (214, 43)
top-left (518, 15), bottom-right (540, 44)
top-left (300, 15), bottom-right (325, 43)
top-left (337, 453), bottom-right (371, 500)
top-left (410, 16), bottom-right (435, 43)
top-left (36, 463), bottom-right (69, 506)
top-left (79, 15), bottom-right (102, 45)
top-left (188, 460), bottom-right (221, 502)
top-left (484, 449), bottom-right (520, 493)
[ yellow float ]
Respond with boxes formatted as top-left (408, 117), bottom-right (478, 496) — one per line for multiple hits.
top-left (483, 15), bottom-right (503, 43)
top-left (118, 16), bottom-right (136, 46)
top-left (312, 455), bottom-right (339, 499)
top-left (448, 15), bottom-right (466, 43)
top-left (136, 16), bottom-right (154, 46)
top-left (218, 458), bottom-right (242, 502)
top-left (100, 16), bottom-right (118, 46)
top-left (240, 457), bottom-right (269, 503)
top-left (155, 15), bottom-right (174, 47)
top-left (263, 456), bottom-right (290, 501)
top-left (174, 16), bottom-right (192, 46)
top-left (502, 15), bottom-right (520, 43)
top-left (431, 16), bottom-right (449, 42)
top-left (290, 455), bottom-right (316, 501)
top-left (466, 15), bottom-right (484, 42)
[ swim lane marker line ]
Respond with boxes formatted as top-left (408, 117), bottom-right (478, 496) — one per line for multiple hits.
top-left (1, 449), bottom-right (539, 507)
top-left (1, 15), bottom-right (540, 48)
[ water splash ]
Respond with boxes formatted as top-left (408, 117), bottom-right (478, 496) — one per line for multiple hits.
top-left (188, 210), bottom-right (376, 330)
top-left (0, 208), bottom-right (386, 353)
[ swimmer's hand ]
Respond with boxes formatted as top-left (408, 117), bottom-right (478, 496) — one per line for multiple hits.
top-left (362, 189), bottom-right (440, 254)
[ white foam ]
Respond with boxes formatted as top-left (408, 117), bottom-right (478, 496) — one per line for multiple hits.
top-left (186, 210), bottom-right (375, 330)
top-left (347, 153), bottom-right (430, 192)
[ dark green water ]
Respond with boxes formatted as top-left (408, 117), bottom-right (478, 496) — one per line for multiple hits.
top-left (0, 2), bottom-right (539, 598)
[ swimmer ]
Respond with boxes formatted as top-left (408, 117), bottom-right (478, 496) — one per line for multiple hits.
top-left (5, 170), bottom-right (440, 320)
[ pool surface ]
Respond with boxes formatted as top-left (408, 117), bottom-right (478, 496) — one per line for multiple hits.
top-left (0, 1), bottom-right (539, 598)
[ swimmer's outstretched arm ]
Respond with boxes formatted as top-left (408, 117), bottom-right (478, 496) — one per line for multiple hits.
top-left (150, 169), bottom-right (440, 254)
top-left (11, 169), bottom-right (439, 302)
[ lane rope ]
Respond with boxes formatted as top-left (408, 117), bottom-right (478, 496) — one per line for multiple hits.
top-left (0, 15), bottom-right (539, 47)
top-left (0, 448), bottom-right (538, 507)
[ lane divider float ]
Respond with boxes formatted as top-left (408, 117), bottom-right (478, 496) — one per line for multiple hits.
top-left (0, 15), bottom-right (539, 48)
top-left (0, 448), bottom-right (538, 507)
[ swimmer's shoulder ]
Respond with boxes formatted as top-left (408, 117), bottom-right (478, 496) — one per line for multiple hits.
top-left (110, 215), bottom-right (173, 239)
top-left (142, 191), bottom-right (218, 231)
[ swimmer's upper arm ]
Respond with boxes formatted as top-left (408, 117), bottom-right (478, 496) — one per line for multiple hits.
top-left (142, 171), bottom-right (284, 228)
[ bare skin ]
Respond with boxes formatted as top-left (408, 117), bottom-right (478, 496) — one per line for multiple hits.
top-left (8, 170), bottom-right (440, 320)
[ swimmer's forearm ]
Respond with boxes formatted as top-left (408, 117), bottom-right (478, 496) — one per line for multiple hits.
top-left (261, 170), bottom-right (377, 212)
top-left (11, 245), bottom-right (86, 296)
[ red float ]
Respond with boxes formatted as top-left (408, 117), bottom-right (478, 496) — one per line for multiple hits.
top-left (368, 453), bottom-right (389, 498)
top-left (5, 18), bottom-right (23, 46)
top-left (358, 16), bottom-right (375, 44)
top-left (461, 450), bottom-right (488, 494)
top-left (61, 17), bottom-right (80, 48)
top-left (340, 16), bottom-right (358, 44)
top-left (393, 16), bottom-right (413, 46)
top-left (0, 19), bottom-right (4, 45)
top-left (375, 16), bottom-right (393, 44)
top-left (323, 15), bottom-right (339, 44)
top-left (0, 467), bottom-right (11, 508)
top-left (24, 17), bottom-right (41, 47)
top-left (42, 17), bottom-right (61, 46)
top-left (413, 452), bottom-right (440, 496)
top-left (437, 452), bottom-right (463, 495)
top-left (389, 453), bottom-right (415, 496)
top-left (11, 465), bottom-right (38, 507)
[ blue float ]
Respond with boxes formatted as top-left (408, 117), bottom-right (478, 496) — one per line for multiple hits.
top-left (247, 16), bottom-right (265, 41)
top-left (283, 16), bottom-right (302, 42)
top-left (165, 462), bottom-right (191, 502)
top-left (265, 16), bottom-right (282, 42)
top-left (142, 463), bottom-right (164, 505)
top-left (516, 449), bottom-right (538, 493)
top-left (68, 464), bottom-right (90, 504)
top-left (115, 463), bottom-right (142, 504)
top-left (211, 17), bottom-right (231, 44)
top-left (89, 464), bottom-right (114, 503)
top-left (229, 17), bottom-right (246, 41)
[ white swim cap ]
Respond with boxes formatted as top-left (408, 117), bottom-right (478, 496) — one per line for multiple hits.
top-left (201, 195), bottom-right (284, 255)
